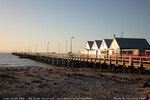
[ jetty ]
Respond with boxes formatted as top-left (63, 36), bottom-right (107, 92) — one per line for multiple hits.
top-left (12, 52), bottom-right (150, 74)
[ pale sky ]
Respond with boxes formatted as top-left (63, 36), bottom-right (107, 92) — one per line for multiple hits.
top-left (0, 0), bottom-right (150, 53)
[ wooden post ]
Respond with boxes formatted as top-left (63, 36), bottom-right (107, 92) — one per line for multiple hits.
top-left (130, 57), bottom-right (133, 67)
top-left (123, 67), bottom-right (126, 73)
top-left (93, 62), bottom-right (96, 69)
top-left (90, 57), bottom-right (92, 63)
top-left (61, 58), bottom-right (63, 66)
top-left (86, 61), bottom-right (88, 68)
top-left (80, 57), bottom-right (81, 62)
top-left (139, 57), bottom-right (143, 74)
top-left (99, 58), bottom-right (101, 64)
top-left (128, 67), bottom-right (131, 73)
top-left (59, 58), bottom-right (61, 65)
top-left (46, 57), bottom-right (48, 63)
top-left (94, 58), bottom-right (96, 63)
top-left (56, 59), bottom-right (58, 65)
top-left (55, 58), bottom-right (57, 65)
top-left (109, 56), bottom-right (111, 65)
top-left (100, 64), bottom-right (102, 72)
top-left (122, 56), bottom-right (125, 66)
top-left (112, 65), bottom-right (115, 72)
top-left (139, 57), bottom-right (143, 68)
top-left (71, 60), bottom-right (74, 68)
top-left (63, 59), bottom-right (66, 66)
top-left (115, 57), bottom-right (118, 65)
top-left (54, 58), bottom-right (56, 65)
top-left (51, 58), bottom-right (53, 64)
top-left (103, 56), bottom-right (105, 64)
top-left (83, 57), bottom-right (85, 62)
top-left (109, 57), bottom-right (111, 71)
top-left (83, 61), bottom-right (86, 68)
top-left (86, 57), bottom-right (88, 62)
top-left (59, 59), bottom-right (61, 66)
top-left (50, 58), bottom-right (52, 64)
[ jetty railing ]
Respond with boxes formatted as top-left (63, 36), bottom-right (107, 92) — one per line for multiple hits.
top-left (12, 52), bottom-right (150, 74)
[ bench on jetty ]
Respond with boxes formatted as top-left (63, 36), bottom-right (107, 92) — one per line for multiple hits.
top-left (12, 52), bottom-right (150, 74)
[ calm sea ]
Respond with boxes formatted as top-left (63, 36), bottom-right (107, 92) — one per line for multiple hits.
top-left (0, 53), bottom-right (48, 67)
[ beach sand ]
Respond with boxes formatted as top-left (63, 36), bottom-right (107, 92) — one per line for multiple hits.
top-left (0, 66), bottom-right (150, 100)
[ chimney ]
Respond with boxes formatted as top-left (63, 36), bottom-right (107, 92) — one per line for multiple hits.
top-left (114, 34), bottom-right (116, 38)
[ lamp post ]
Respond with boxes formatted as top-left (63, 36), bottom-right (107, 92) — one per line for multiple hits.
top-left (70, 36), bottom-right (75, 53)
top-left (66, 40), bottom-right (67, 54)
top-left (28, 46), bottom-right (30, 53)
top-left (58, 41), bottom-right (60, 54)
top-left (47, 42), bottom-right (50, 55)
top-left (35, 44), bottom-right (38, 53)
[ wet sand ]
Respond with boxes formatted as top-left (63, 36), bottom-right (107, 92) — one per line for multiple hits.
top-left (0, 66), bottom-right (150, 100)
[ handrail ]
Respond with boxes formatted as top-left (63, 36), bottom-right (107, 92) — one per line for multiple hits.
top-left (13, 52), bottom-right (150, 63)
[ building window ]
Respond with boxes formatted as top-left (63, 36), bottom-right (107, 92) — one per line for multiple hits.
top-left (114, 51), bottom-right (120, 54)
top-left (139, 50), bottom-right (145, 55)
top-left (101, 51), bottom-right (107, 54)
top-left (128, 51), bottom-right (133, 55)
top-left (112, 51), bottom-right (114, 54)
top-left (112, 51), bottom-right (120, 54)
top-left (123, 51), bottom-right (127, 54)
top-left (146, 51), bottom-right (150, 55)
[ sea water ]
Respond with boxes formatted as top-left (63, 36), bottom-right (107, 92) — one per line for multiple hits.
top-left (0, 53), bottom-right (48, 67)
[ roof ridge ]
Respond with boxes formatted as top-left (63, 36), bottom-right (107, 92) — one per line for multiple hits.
top-left (115, 37), bottom-right (146, 39)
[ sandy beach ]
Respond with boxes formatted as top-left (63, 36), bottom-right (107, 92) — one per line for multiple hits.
top-left (0, 65), bottom-right (150, 100)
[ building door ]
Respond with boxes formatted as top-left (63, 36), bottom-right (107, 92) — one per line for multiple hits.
top-left (96, 50), bottom-right (98, 58)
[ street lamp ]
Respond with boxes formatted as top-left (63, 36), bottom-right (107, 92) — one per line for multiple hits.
top-left (66, 40), bottom-right (68, 54)
top-left (28, 46), bottom-right (31, 53)
top-left (47, 42), bottom-right (50, 55)
top-left (58, 41), bottom-right (60, 54)
top-left (70, 36), bottom-right (75, 53)
top-left (35, 44), bottom-right (38, 53)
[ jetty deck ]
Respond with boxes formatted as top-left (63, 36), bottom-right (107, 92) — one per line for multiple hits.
top-left (12, 52), bottom-right (150, 74)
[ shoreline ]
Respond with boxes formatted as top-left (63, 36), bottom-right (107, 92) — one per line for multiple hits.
top-left (0, 66), bottom-right (150, 99)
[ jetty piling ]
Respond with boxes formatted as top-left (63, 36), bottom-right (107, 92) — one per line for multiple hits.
top-left (12, 52), bottom-right (150, 74)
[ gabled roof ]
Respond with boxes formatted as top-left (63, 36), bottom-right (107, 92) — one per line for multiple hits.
top-left (87, 41), bottom-right (94, 49)
top-left (95, 40), bottom-right (102, 49)
top-left (104, 39), bottom-right (113, 48)
top-left (115, 38), bottom-right (150, 49)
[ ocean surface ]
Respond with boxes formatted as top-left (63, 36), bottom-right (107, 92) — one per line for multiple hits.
top-left (0, 53), bottom-right (49, 67)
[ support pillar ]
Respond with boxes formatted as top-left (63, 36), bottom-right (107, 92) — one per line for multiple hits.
top-left (71, 60), bottom-right (74, 68)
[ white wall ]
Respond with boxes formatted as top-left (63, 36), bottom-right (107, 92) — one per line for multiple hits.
top-left (98, 50), bottom-right (101, 55)
top-left (99, 40), bottom-right (108, 50)
top-left (99, 40), bottom-right (108, 55)
top-left (91, 41), bottom-right (98, 50)
top-left (109, 39), bottom-right (120, 54)
top-left (85, 43), bottom-right (90, 49)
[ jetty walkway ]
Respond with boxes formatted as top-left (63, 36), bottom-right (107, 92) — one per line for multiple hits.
top-left (12, 52), bottom-right (150, 74)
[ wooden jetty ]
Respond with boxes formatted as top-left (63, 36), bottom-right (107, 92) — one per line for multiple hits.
top-left (12, 52), bottom-right (150, 74)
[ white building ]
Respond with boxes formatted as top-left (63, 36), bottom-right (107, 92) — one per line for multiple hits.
top-left (109, 37), bottom-right (150, 55)
top-left (91, 40), bottom-right (102, 57)
top-left (99, 39), bottom-right (113, 56)
top-left (81, 41), bottom-right (94, 57)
